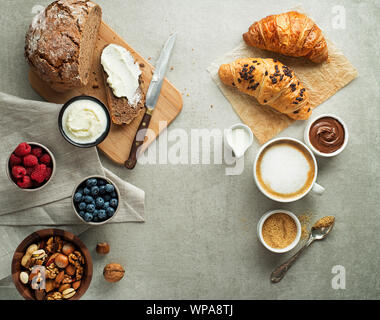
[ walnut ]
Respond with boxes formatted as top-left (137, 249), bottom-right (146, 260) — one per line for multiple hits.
top-left (103, 263), bottom-right (125, 282)
top-left (68, 251), bottom-right (84, 265)
top-left (46, 264), bottom-right (59, 279)
top-left (75, 265), bottom-right (83, 281)
top-left (68, 253), bottom-right (77, 265)
top-left (46, 236), bottom-right (63, 253)
top-left (47, 291), bottom-right (63, 300)
top-left (62, 274), bottom-right (73, 284)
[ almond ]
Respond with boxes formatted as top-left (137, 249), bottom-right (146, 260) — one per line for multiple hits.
top-left (72, 280), bottom-right (81, 290)
top-left (55, 270), bottom-right (65, 287)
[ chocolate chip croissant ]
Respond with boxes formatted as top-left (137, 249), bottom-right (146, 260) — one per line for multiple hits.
top-left (243, 11), bottom-right (328, 63)
top-left (218, 58), bottom-right (312, 120)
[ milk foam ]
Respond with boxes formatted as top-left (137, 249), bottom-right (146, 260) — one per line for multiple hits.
top-left (260, 144), bottom-right (313, 195)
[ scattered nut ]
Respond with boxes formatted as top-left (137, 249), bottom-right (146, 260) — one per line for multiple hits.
top-left (62, 288), bottom-right (76, 299)
top-left (19, 271), bottom-right (29, 284)
top-left (103, 263), bottom-right (125, 282)
top-left (55, 254), bottom-right (69, 268)
top-left (96, 242), bottom-right (110, 255)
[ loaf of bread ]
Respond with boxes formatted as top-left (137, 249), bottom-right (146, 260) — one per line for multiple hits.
top-left (218, 58), bottom-right (312, 120)
top-left (25, 0), bottom-right (102, 92)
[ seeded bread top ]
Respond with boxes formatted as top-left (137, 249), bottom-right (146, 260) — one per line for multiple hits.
top-left (25, 0), bottom-right (101, 91)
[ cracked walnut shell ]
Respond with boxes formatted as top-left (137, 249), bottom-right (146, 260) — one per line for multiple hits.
top-left (103, 263), bottom-right (125, 282)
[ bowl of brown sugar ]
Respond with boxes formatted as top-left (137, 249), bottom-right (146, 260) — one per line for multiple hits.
top-left (257, 210), bottom-right (301, 253)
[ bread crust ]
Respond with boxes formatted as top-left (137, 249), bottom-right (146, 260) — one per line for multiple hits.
top-left (102, 67), bottom-right (146, 125)
top-left (243, 11), bottom-right (328, 63)
top-left (25, 0), bottom-right (102, 92)
top-left (218, 58), bottom-right (312, 120)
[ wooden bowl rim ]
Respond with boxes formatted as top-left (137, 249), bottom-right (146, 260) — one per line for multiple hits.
top-left (11, 228), bottom-right (92, 300)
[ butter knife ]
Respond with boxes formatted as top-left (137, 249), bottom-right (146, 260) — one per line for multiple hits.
top-left (125, 33), bottom-right (177, 169)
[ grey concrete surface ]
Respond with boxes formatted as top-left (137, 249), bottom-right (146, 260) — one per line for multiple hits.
top-left (0, 0), bottom-right (379, 299)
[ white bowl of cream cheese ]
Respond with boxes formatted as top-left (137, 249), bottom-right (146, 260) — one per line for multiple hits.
top-left (58, 96), bottom-right (111, 148)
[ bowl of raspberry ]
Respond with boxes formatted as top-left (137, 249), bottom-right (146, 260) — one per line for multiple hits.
top-left (6, 142), bottom-right (56, 191)
top-left (72, 176), bottom-right (120, 225)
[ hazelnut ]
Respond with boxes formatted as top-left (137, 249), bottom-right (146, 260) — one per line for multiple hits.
top-left (55, 254), bottom-right (69, 268)
top-left (103, 263), bottom-right (125, 282)
top-left (96, 242), bottom-right (110, 255)
top-left (62, 243), bottom-right (75, 256)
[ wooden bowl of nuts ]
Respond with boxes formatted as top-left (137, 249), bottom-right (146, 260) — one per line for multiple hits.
top-left (11, 229), bottom-right (92, 300)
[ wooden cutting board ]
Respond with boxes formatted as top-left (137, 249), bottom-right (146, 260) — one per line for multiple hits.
top-left (28, 21), bottom-right (183, 165)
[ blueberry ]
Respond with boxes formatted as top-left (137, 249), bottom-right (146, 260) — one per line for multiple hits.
top-left (103, 202), bottom-right (110, 209)
top-left (78, 211), bottom-right (85, 217)
top-left (83, 187), bottom-right (91, 195)
top-left (99, 185), bottom-right (106, 195)
top-left (86, 178), bottom-right (98, 187)
top-left (98, 179), bottom-right (106, 186)
top-left (74, 192), bottom-right (83, 203)
top-left (95, 197), bottom-right (105, 208)
top-left (91, 186), bottom-right (99, 196)
top-left (78, 202), bottom-right (87, 210)
top-left (105, 184), bottom-right (114, 193)
top-left (110, 198), bottom-right (118, 208)
top-left (98, 209), bottom-right (107, 220)
top-left (106, 207), bottom-right (115, 217)
top-left (94, 209), bottom-right (99, 217)
top-left (84, 196), bottom-right (94, 203)
top-left (111, 191), bottom-right (117, 198)
top-left (104, 195), bottom-right (111, 202)
top-left (93, 216), bottom-right (100, 222)
top-left (84, 212), bottom-right (93, 222)
top-left (77, 188), bottom-right (84, 195)
top-left (86, 204), bottom-right (95, 213)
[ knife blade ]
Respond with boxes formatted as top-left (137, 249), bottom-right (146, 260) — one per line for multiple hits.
top-left (125, 33), bottom-right (177, 169)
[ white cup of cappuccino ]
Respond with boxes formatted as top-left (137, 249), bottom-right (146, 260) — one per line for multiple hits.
top-left (253, 137), bottom-right (325, 202)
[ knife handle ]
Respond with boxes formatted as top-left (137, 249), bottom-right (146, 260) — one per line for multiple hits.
top-left (125, 110), bottom-right (152, 169)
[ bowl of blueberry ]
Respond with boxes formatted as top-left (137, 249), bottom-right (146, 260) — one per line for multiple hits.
top-left (72, 176), bottom-right (120, 225)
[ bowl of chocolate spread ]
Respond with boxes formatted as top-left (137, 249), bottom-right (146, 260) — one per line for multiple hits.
top-left (304, 114), bottom-right (348, 157)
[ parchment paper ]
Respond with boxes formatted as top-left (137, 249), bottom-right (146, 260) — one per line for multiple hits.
top-left (208, 25), bottom-right (358, 144)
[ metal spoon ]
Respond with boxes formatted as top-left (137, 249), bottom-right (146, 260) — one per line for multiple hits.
top-left (270, 220), bottom-right (335, 283)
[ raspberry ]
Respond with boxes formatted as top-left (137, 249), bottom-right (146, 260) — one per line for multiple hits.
top-left (45, 167), bottom-right (53, 181)
top-left (31, 147), bottom-right (43, 158)
top-left (40, 154), bottom-right (51, 165)
top-left (14, 142), bottom-right (31, 157)
top-left (31, 164), bottom-right (47, 184)
top-left (23, 154), bottom-right (39, 167)
top-left (12, 166), bottom-right (26, 179)
top-left (9, 154), bottom-right (21, 167)
top-left (26, 166), bottom-right (36, 176)
top-left (17, 175), bottom-right (33, 189)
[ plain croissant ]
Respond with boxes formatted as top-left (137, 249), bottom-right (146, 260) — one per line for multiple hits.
top-left (218, 58), bottom-right (312, 120)
top-left (243, 11), bottom-right (328, 63)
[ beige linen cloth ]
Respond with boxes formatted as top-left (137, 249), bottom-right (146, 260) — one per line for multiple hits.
top-left (0, 92), bottom-right (145, 282)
